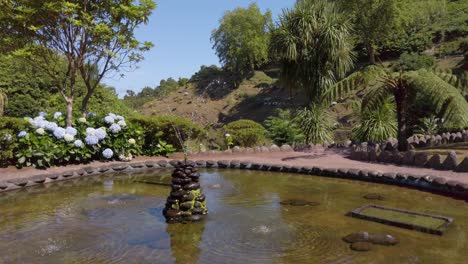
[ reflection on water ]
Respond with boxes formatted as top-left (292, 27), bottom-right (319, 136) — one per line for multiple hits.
top-left (0, 168), bottom-right (467, 263)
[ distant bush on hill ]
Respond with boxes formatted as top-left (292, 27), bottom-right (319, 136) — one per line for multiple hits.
top-left (397, 52), bottom-right (435, 71)
top-left (224, 119), bottom-right (267, 147)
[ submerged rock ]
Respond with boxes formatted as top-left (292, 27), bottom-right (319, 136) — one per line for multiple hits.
top-left (350, 242), bottom-right (373, 252)
top-left (343, 232), bottom-right (370, 243)
top-left (363, 193), bottom-right (385, 200)
top-left (280, 199), bottom-right (320, 207)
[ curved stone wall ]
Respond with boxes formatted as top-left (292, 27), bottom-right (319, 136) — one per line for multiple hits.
top-left (1, 159), bottom-right (467, 199)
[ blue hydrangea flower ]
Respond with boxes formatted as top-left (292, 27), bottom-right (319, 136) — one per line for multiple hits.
top-left (115, 115), bottom-right (124, 121)
top-left (45, 122), bottom-right (58, 131)
top-left (104, 115), bottom-right (115, 124)
top-left (87, 112), bottom-right (96, 117)
top-left (108, 113), bottom-right (117, 118)
top-left (65, 127), bottom-right (77, 136)
top-left (102, 148), bottom-right (113, 159)
top-left (95, 128), bottom-right (107, 140)
top-left (18, 131), bottom-right (28, 138)
top-left (38, 112), bottom-right (47, 117)
top-left (31, 116), bottom-right (47, 128)
top-left (85, 135), bottom-right (99, 145)
top-left (53, 127), bottom-right (66, 139)
top-left (3, 134), bottom-right (12, 141)
top-left (109, 124), bottom-right (121, 133)
top-left (74, 140), bottom-right (83, 148)
top-left (53, 112), bottom-right (62, 119)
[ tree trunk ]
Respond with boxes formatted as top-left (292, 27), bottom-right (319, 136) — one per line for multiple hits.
top-left (81, 91), bottom-right (92, 117)
top-left (66, 100), bottom-right (73, 127)
top-left (395, 95), bottom-right (408, 151)
top-left (367, 42), bottom-right (376, 65)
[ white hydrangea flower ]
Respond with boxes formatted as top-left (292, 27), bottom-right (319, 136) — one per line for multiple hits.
top-left (78, 117), bottom-right (87, 123)
top-left (115, 115), bottom-right (124, 121)
top-left (36, 128), bottom-right (45, 135)
top-left (64, 133), bottom-right (74, 142)
top-left (128, 138), bottom-right (136, 144)
top-left (95, 128), bottom-right (107, 140)
top-left (117, 120), bottom-right (126, 127)
top-left (74, 140), bottom-right (83, 148)
top-left (86, 128), bottom-right (96, 135)
top-left (104, 115), bottom-right (115, 124)
top-left (65, 127), bottom-right (77, 136)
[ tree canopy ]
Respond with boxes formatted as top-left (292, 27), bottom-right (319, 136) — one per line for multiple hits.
top-left (0, 0), bottom-right (155, 125)
top-left (211, 3), bottom-right (272, 75)
top-left (270, 0), bottom-right (354, 103)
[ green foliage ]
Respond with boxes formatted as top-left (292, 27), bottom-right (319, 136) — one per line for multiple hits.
top-left (211, 3), bottom-right (272, 74)
top-left (224, 119), bottom-right (267, 147)
top-left (130, 115), bottom-right (205, 153)
top-left (1, 0), bottom-right (156, 124)
top-left (264, 109), bottom-right (304, 145)
top-left (352, 99), bottom-right (397, 142)
top-left (0, 117), bottom-right (28, 166)
top-left (14, 112), bottom-right (144, 168)
top-left (270, 0), bottom-right (354, 102)
top-left (123, 77), bottom-right (181, 109)
top-left (397, 52), bottom-right (435, 71)
top-left (148, 140), bottom-right (176, 157)
top-left (337, 0), bottom-right (399, 63)
top-left (295, 104), bottom-right (334, 144)
top-left (414, 116), bottom-right (444, 136)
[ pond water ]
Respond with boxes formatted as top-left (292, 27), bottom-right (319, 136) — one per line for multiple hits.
top-left (0, 169), bottom-right (467, 263)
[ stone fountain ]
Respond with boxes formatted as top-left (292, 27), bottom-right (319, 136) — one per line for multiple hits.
top-left (163, 163), bottom-right (208, 223)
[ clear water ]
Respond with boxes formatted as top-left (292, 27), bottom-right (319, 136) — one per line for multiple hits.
top-left (0, 169), bottom-right (467, 264)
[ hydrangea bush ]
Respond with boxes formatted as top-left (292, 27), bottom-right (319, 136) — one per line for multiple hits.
top-left (15, 112), bottom-right (144, 168)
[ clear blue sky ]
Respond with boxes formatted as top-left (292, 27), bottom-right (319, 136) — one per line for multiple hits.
top-left (105, 0), bottom-right (295, 97)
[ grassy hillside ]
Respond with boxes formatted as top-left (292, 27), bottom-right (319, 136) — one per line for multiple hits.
top-left (132, 57), bottom-right (466, 133)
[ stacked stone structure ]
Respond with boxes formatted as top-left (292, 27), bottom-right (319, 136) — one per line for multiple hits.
top-left (163, 163), bottom-right (208, 223)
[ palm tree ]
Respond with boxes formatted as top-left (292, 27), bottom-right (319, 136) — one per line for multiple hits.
top-left (324, 67), bottom-right (468, 151)
top-left (0, 88), bottom-right (7, 116)
top-left (270, 0), bottom-right (354, 103)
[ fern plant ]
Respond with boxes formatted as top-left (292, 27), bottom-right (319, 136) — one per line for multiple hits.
top-left (352, 98), bottom-right (397, 142)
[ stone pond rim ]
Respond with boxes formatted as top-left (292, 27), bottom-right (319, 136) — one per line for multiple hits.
top-left (0, 158), bottom-right (467, 200)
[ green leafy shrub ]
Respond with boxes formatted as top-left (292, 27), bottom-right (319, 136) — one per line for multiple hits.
top-left (14, 112), bottom-right (143, 168)
top-left (352, 99), bottom-right (397, 142)
top-left (397, 52), bottom-right (435, 71)
top-left (224, 119), bottom-right (267, 147)
top-left (264, 109), bottom-right (304, 145)
top-left (130, 115), bottom-right (205, 153)
top-left (0, 117), bottom-right (28, 166)
top-left (295, 104), bottom-right (334, 144)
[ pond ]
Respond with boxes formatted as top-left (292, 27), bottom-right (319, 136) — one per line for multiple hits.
top-left (0, 169), bottom-right (467, 263)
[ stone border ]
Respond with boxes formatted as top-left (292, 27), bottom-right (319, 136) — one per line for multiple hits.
top-left (350, 149), bottom-right (468, 172)
top-left (1, 159), bottom-right (467, 199)
top-left (348, 204), bottom-right (453, 235)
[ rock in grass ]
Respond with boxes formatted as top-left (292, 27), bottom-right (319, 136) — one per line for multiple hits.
top-left (442, 151), bottom-right (458, 170)
top-left (425, 154), bottom-right (442, 170)
top-left (455, 157), bottom-right (468, 172)
top-left (350, 242), bottom-right (373, 251)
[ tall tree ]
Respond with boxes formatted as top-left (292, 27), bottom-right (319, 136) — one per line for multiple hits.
top-left (337, 0), bottom-right (400, 64)
top-left (270, 0), bottom-right (354, 103)
top-left (211, 3), bottom-right (272, 75)
top-left (1, 0), bottom-right (155, 126)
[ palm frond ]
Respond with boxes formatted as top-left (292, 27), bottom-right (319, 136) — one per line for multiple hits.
top-left (407, 70), bottom-right (468, 128)
top-left (322, 65), bottom-right (386, 103)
